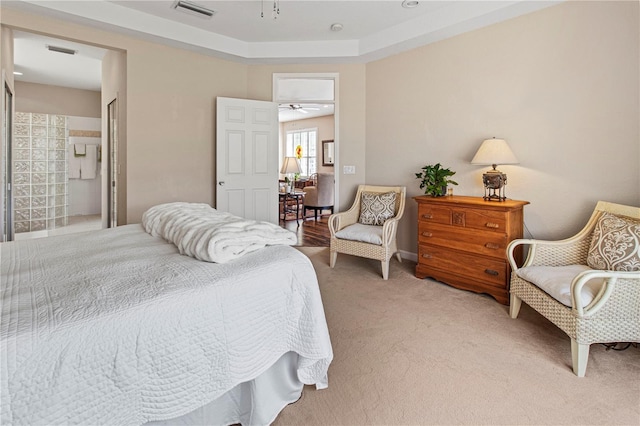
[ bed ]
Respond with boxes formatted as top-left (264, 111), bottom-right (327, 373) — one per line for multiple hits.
top-left (0, 203), bottom-right (333, 425)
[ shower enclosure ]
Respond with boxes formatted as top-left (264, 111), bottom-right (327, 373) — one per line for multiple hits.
top-left (12, 112), bottom-right (68, 234)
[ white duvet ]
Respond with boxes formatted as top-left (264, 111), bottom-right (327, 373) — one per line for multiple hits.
top-left (142, 202), bottom-right (297, 263)
top-left (0, 225), bottom-right (332, 425)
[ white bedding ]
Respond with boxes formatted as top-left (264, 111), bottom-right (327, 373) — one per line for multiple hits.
top-left (142, 202), bottom-right (297, 263)
top-left (0, 224), bottom-right (332, 425)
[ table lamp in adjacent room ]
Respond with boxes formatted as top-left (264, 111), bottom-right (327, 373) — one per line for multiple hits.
top-left (471, 137), bottom-right (519, 201)
top-left (280, 156), bottom-right (301, 192)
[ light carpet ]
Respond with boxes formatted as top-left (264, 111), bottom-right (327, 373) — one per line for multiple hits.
top-left (275, 247), bottom-right (640, 425)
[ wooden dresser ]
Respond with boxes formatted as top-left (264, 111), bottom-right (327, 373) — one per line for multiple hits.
top-left (414, 195), bottom-right (529, 304)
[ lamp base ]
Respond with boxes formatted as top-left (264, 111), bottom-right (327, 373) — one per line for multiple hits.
top-left (482, 170), bottom-right (507, 202)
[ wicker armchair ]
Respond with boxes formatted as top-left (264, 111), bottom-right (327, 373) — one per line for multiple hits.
top-left (507, 201), bottom-right (640, 377)
top-left (329, 185), bottom-right (406, 280)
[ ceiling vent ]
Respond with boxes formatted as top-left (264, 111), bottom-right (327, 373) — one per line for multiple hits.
top-left (46, 45), bottom-right (77, 55)
top-left (172, 1), bottom-right (216, 19)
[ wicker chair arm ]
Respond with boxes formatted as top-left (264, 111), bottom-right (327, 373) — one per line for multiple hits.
top-left (328, 213), bottom-right (341, 235)
top-left (328, 208), bottom-right (360, 235)
top-left (381, 217), bottom-right (399, 245)
top-left (571, 270), bottom-right (640, 316)
top-left (507, 236), bottom-right (592, 270)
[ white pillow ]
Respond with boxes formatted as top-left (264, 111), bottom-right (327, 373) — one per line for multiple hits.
top-left (335, 223), bottom-right (383, 245)
top-left (516, 265), bottom-right (605, 308)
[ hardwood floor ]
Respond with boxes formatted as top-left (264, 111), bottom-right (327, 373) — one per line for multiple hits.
top-left (281, 216), bottom-right (330, 247)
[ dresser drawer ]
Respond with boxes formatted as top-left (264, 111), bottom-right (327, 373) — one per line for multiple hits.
top-left (419, 203), bottom-right (508, 233)
top-left (417, 204), bottom-right (452, 225)
top-left (418, 222), bottom-right (508, 259)
top-left (458, 209), bottom-right (507, 233)
top-left (418, 244), bottom-right (507, 288)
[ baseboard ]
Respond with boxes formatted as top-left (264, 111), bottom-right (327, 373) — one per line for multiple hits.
top-left (399, 249), bottom-right (417, 263)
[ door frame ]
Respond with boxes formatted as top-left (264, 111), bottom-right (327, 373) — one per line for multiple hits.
top-left (106, 97), bottom-right (118, 228)
top-left (272, 73), bottom-right (339, 210)
top-left (1, 71), bottom-right (14, 242)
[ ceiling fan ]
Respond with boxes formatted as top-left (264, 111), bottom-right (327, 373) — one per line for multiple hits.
top-left (278, 104), bottom-right (320, 114)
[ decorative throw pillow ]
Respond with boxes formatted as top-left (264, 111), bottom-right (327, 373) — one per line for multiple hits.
top-left (358, 191), bottom-right (397, 226)
top-left (586, 212), bottom-right (640, 271)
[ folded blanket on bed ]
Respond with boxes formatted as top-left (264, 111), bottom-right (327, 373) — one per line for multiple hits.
top-left (142, 202), bottom-right (297, 263)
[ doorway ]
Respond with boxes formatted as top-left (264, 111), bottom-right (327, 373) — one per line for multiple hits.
top-left (4, 30), bottom-right (120, 241)
top-left (273, 73), bottom-right (339, 210)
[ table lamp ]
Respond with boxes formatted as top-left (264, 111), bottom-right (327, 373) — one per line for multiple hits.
top-left (471, 137), bottom-right (519, 201)
top-left (280, 156), bottom-right (301, 191)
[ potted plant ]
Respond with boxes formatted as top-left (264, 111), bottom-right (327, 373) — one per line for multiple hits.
top-left (284, 176), bottom-right (292, 192)
top-left (415, 163), bottom-right (458, 196)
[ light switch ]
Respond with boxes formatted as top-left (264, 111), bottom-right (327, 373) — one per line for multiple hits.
top-left (343, 165), bottom-right (356, 175)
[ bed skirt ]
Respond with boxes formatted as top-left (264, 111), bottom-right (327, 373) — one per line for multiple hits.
top-left (146, 352), bottom-right (304, 426)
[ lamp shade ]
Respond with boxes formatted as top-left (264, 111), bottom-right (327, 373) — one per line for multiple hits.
top-left (471, 138), bottom-right (519, 166)
top-left (280, 156), bottom-right (302, 174)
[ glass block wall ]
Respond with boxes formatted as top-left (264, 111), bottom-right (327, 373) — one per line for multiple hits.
top-left (13, 112), bottom-right (68, 233)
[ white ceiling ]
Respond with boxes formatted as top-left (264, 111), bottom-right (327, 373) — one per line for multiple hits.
top-left (5, 1), bottom-right (560, 93)
top-left (278, 103), bottom-right (335, 122)
top-left (12, 30), bottom-right (107, 91)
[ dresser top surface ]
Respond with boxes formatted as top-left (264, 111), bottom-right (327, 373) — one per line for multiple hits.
top-left (414, 195), bottom-right (529, 209)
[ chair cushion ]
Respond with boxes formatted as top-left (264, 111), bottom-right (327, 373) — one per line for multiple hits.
top-left (334, 223), bottom-right (383, 245)
top-left (587, 212), bottom-right (640, 271)
top-left (358, 191), bottom-right (396, 226)
top-left (515, 265), bottom-right (605, 308)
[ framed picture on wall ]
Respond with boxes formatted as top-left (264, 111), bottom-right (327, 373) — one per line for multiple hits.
top-left (322, 140), bottom-right (334, 166)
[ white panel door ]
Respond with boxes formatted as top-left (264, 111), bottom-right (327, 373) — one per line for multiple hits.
top-left (216, 97), bottom-right (279, 223)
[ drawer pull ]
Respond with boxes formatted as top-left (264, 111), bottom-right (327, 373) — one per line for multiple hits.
top-left (422, 214), bottom-right (433, 219)
top-left (484, 269), bottom-right (499, 276)
top-left (421, 253), bottom-right (432, 259)
top-left (484, 243), bottom-right (500, 250)
top-left (421, 231), bottom-right (433, 237)
top-left (485, 222), bottom-right (500, 229)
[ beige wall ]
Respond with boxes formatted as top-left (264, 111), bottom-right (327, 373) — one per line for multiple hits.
top-left (1, 26), bottom-right (14, 84)
top-left (281, 114), bottom-right (335, 175)
top-left (1, 6), bottom-right (249, 223)
top-left (3, 6), bottom-right (365, 222)
top-left (125, 41), bottom-right (247, 222)
top-left (15, 81), bottom-right (101, 117)
top-left (2, 2), bottom-right (638, 251)
top-left (102, 49), bottom-right (127, 225)
top-left (366, 0), bottom-right (639, 255)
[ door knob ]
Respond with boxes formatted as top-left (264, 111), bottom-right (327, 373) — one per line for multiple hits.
top-left (218, 181), bottom-right (225, 186)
